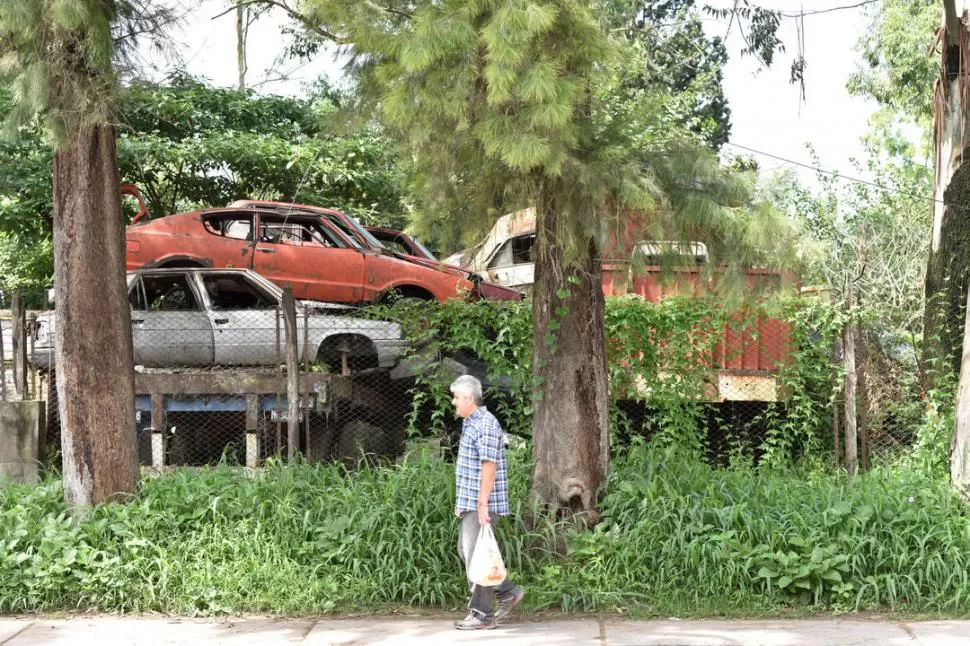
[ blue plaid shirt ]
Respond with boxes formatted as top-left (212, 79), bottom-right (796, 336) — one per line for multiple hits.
top-left (455, 406), bottom-right (509, 516)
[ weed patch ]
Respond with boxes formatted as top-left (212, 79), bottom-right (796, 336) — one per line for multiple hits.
top-left (2, 446), bottom-right (970, 615)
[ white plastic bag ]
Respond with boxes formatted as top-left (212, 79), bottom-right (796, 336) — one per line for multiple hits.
top-left (467, 524), bottom-right (507, 587)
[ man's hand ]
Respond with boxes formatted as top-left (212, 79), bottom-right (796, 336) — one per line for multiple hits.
top-left (477, 460), bottom-right (497, 526)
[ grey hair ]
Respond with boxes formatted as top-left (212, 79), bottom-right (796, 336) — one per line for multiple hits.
top-left (450, 375), bottom-right (483, 405)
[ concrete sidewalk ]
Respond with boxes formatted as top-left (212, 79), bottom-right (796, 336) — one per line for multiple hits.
top-left (1, 616), bottom-right (970, 645)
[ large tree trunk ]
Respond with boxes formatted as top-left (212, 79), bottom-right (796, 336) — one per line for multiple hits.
top-left (53, 124), bottom-right (138, 509)
top-left (925, 2), bottom-right (970, 387)
top-left (530, 191), bottom-right (610, 522)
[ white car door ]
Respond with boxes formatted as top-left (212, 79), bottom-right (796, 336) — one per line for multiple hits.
top-left (485, 233), bottom-right (536, 291)
top-left (128, 272), bottom-right (214, 366)
top-left (197, 272), bottom-right (286, 365)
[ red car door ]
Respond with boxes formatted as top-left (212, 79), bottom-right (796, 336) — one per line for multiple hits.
top-left (250, 213), bottom-right (367, 303)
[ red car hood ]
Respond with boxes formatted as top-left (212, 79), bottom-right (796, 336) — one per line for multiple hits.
top-left (393, 253), bottom-right (522, 301)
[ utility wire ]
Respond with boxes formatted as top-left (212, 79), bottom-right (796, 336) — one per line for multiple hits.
top-left (723, 141), bottom-right (951, 209)
top-left (779, 1), bottom-right (879, 18)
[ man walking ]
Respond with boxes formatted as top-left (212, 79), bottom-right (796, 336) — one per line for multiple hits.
top-left (450, 375), bottom-right (524, 630)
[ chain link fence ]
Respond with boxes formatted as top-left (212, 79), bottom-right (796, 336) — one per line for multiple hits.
top-left (35, 269), bottom-right (412, 469)
top-left (5, 266), bottom-right (947, 473)
top-left (1, 305), bottom-right (44, 405)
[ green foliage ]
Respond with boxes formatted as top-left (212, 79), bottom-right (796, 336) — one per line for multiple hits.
top-left (383, 298), bottom-right (535, 439)
top-left (905, 369), bottom-right (958, 478)
top-left (0, 88), bottom-right (54, 298)
top-left (0, 0), bottom-right (116, 142)
top-left (0, 76), bottom-right (412, 294)
top-left (116, 76), bottom-right (410, 227)
top-left (705, 2), bottom-right (784, 69)
top-left (605, 295), bottom-right (722, 456)
top-left (301, 0), bottom-right (657, 261)
top-left (598, 444), bottom-right (970, 612)
top-left (387, 291), bottom-right (842, 466)
top-left (4, 446), bottom-right (970, 614)
top-left (758, 297), bottom-right (847, 468)
top-left (766, 121), bottom-right (931, 465)
top-left (847, 0), bottom-right (938, 128)
top-left (598, 0), bottom-right (732, 149)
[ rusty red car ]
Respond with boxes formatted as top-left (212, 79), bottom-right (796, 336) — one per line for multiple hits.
top-left (125, 200), bottom-right (476, 304)
top-left (365, 225), bottom-right (523, 302)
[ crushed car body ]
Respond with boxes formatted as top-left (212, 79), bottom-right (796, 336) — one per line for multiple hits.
top-left (125, 200), bottom-right (476, 304)
top-left (30, 268), bottom-right (408, 371)
top-left (364, 225), bottom-right (523, 302)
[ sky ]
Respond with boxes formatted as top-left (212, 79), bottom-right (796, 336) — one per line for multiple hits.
top-left (703, 0), bottom-right (877, 182)
top-left (153, 0), bottom-right (879, 185)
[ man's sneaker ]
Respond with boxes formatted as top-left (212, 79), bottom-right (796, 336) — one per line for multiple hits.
top-left (454, 613), bottom-right (495, 631)
top-left (495, 587), bottom-right (525, 622)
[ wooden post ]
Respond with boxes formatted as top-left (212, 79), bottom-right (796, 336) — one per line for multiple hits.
top-left (857, 329), bottom-right (870, 472)
top-left (27, 313), bottom-right (36, 400)
top-left (0, 314), bottom-right (6, 401)
top-left (302, 307), bottom-right (310, 368)
top-left (12, 296), bottom-right (25, 398)
top-left (832, 405), bottom-right (840, 469)
top-left (282, 287), bottom-right (300, 460)
top-left (843, 277), bottom-right (858, 474)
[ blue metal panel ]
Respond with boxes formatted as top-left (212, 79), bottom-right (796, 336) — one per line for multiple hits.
top-left (135, 394), bottom-right (307, 413)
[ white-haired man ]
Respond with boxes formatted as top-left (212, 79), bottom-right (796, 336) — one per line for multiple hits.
top-left (450, 374), bottom-right (524, 630)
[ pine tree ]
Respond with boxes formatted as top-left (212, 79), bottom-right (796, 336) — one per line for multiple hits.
top-left (292, 0), bottom-right (799, 517)
top-left (0, 0), bottom-right (138, 508)
top-left (295, 0), bottom-right (652, 516)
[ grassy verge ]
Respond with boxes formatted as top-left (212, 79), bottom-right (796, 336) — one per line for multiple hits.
top-left (2, 443), bottom-right (969, 616)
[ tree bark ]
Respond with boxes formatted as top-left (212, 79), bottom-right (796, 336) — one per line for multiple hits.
top-left (843, 296), bottom-right (858, 474)
top-left (282, 287), bottom-right (300, 460)
top-left (236, 4), bottom-right (248, 92)
top-left (857, 326), bottom-right (870, 472)
top-left (530, 189), bottom-right (609, 523)
top-left (925, 1), bottom-right (970, 387)
top-left (0, 310), bottom-right (6, 401)
top-left (53, 123), bottom-right (138, 509)
top-left (952, 281), bottom-right (970, 494)
top-left (11, 296), bottom-right (25, 398)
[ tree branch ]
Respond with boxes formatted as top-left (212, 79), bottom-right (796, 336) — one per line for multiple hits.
top-left (211, 0), bottom-right (353, 45)
top-left (112, 3), bottom-right (191, 48)
top-left (364, 1), bottom-right (413, 21)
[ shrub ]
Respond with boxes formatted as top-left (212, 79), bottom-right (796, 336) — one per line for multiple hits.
top-left (4, 445), bottom-right (970, 615)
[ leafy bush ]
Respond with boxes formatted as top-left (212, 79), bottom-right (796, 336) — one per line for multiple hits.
top-left (4, 445), bottom-right (970, 615)
top-left (388, 293), bottom-right (844, 465)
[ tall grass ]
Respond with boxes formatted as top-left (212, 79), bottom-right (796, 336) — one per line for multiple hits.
top-left (2, 444), bottom-right (970, 615)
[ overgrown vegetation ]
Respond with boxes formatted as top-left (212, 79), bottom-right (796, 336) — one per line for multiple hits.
top-left (389, 292), bottom-right (859, 465)
top-left (0, 278), bottom-right (958, 616)
top-left (2, 444), bottom-right (969, 615)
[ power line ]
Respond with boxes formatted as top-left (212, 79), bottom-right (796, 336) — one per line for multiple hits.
top-left (722, 141), bottom-right (950, 209)
top-left (779, 1), bottom-right (879, 18)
